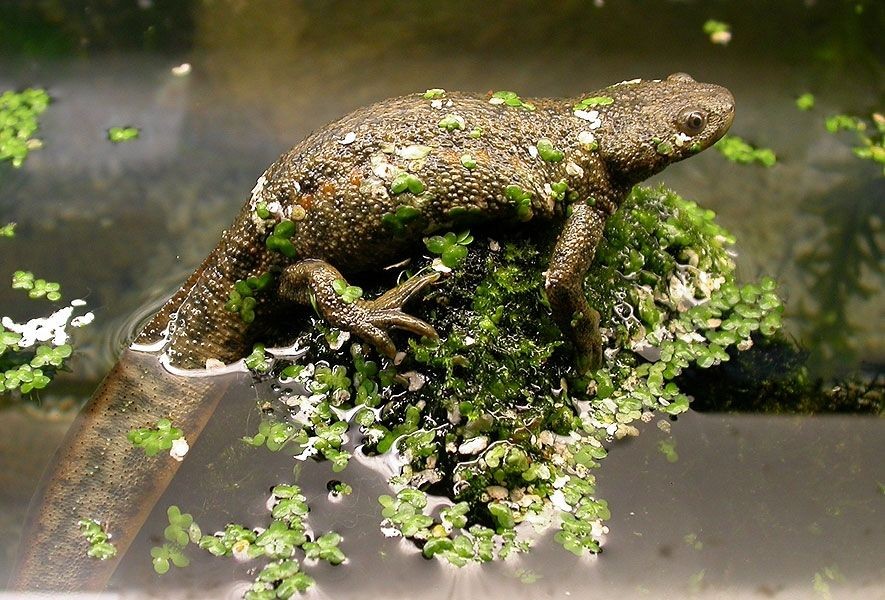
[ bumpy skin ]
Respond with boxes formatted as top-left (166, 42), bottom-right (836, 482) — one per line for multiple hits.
top-left (154, 72), bottom-right (734, 370)
top-left (11, 73), bottom-right (733, 591)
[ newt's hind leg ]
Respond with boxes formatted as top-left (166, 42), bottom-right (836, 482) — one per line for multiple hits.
top-left (279, 259), bottom-right (439, 357)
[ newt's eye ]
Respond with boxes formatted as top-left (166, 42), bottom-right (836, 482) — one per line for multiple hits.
top-left (677, 109), bottom-right (707, 135)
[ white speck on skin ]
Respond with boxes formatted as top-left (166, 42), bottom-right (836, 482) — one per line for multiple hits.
top-left (205, 358), bottom-right (225, 369)
top-left (675, 132), bottom-right (692, 147)
top-left (488, 97), bottom-right (504, 105)
top-left (431, 99), bottom-right (443, 109)
top-left (566, 161), bottom-right (584, 177)
top-left (396, 145), bottom-right (432, 160)
top-left (528, 145), bottom-right (539, 158)
top-left (577, 130), bottom-right (596, 149)
top-left (574, 109), bottom-right (602, 129)
top-left (339, 131), bottom-right (357, 145)
top-left (169, 437), bottom-right (189, 461)
top-left (614, 78), bottom-right (642, 86)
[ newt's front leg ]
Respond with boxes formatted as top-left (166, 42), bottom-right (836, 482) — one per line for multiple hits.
top-left (279, 259), bottom-right (439, 357)
top-left (545, 202), bottom-right (607, 371)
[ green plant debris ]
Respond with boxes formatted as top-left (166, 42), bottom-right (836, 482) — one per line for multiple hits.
top-left (329, 480), bottom-right (353, 496)
top-left (0, 88), bottom-right (50, 167)
top-left (107, 126), bottom-right (140, 143)
top-left (424, 231), bottom-right (473, 269)
top-left (78, 519), bottom-right (117, 560)
top-left (11, 270), bottom-right (61, 301)
top-left (796, 93), bottom-right (816, 111)
top-left (715, 134), bottom-right (777, 166)
top-left (703, 19), bottom-right (731, 45)
top-left (0, 223), bottom-right (15, 237)
top-left (127, 418), bottom-right (184, 457)
top-left (825, 112), bottom-right (884, 174)
top-left (489, 90), bottom-right (535, 111)
top-left (422, 88), bottom-right (446, 100)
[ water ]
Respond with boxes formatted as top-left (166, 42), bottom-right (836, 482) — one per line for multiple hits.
top-left (0, 1), bottom-right (882, 597)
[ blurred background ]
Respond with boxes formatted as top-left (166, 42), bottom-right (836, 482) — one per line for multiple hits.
top-left (0, 1), bottom-right (882, 597)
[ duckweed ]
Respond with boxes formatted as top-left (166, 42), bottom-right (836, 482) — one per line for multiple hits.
top-left (437, 114), bottom-right (465, 131)
top-left (78, 519), bottom-right (117, 561)
top-left (422, 88), bottom-right (446, 100)
top-left (153, 484), bottom-right (341, 597)
top-left (245, 343), bottom-right (272, 373)
top-left (715, 134), bottom-right (777, 166)
top-left (0, 223), bottom-right (15, 237)
top-left (11, 271), bottom-right (62, 301)
top-left (703, 19), bottom-right (732, 45)
top-left (177, 185), bottom-right (786, 584)
top-left (332, 278), bottom-right (363, 303)
top-left (505, 184), bottom-right (534, 221)
top-left (489, 91), bottom-right (535, 111)
top-left (424, 231), bottom-right (473, 269)
top-left (107, 126), bottom-right (140, 143)
top-left (573, 96), bottom-right (613, 111)
top-left (796, 93), bottom-right (815, 111)
top-left (536, 138), bottom-right (564, 162)
top-left (128, 418), bottom-right (184, 457)
top-left (0, 88), bottom-right (50, 167)
top-left (266, 220), bottom-right (297, 258)
top-left (390, 172), bottom-right (426, 195)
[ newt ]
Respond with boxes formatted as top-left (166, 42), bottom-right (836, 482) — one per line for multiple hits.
top-left (11, 73), bottom-right (734, 590)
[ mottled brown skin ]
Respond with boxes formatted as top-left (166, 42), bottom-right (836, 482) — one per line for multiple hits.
top-left (12, 73), bottom-right (733, 591)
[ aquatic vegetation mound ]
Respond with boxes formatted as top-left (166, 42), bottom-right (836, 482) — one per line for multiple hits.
top-left (147, 185), bottom-right (784, 594)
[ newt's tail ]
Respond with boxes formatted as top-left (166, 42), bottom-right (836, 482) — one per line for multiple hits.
top-left (9, 348), bottom-right (236, 591)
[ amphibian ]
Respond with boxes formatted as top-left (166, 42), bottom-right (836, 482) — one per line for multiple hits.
top-left (12, 73), bottom-right (733, 590)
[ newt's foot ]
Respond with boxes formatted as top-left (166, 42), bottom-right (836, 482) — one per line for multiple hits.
top-left (280, 259), bottom-right (439, 358)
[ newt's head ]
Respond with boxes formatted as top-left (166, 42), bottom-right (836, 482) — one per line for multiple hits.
top-left (580, 73), bottom-right (734, 187)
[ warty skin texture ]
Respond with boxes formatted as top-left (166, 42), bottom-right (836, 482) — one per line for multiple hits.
top-left (11, 73), bottom-right (733, 591)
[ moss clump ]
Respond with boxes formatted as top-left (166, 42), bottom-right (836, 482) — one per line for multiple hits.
top-left (231, 185), bottom-right (787, 570)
